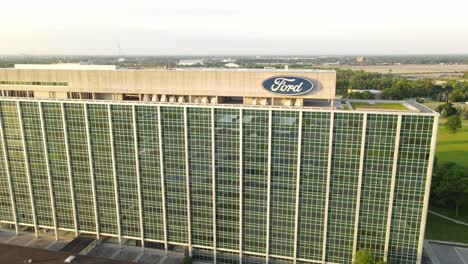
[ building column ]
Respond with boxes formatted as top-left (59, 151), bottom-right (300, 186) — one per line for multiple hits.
top-left (38, 102), bottom-right (59, 240)
top-left (83, 104), bottom-right (100, 242)
top-left (0, 109), bottom-right (19, 235)
top-left (265, 109), bottom-right (272, 263)
top-left (352, 113), bottom-right (367, 259)
top-left (60, 103), bottom-right (79, 237)
top-left (132, 105), bottom-right (145, 249)
top-left (211, 107), bottom-right (217, 264)
top-left (183, 106), bottom-right (193, 256)
top-left (107, 105), bottom-right (122, 245)
top-left (239, 109), bottom-right (243, 263)
top-left (322, 111), bottom-right (334, 264)
top-left (17, 101), bottom-right (38, 238)
top-left (157, 106), bottom-right (168, 252)
top-left (383, 114), bottom-right (402, 262)
top-left (417, 115), bottom-right (439, 264)
top-left (293, 111), bottom-right (303, 264)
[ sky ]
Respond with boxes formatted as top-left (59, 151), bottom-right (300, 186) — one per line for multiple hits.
top-left (1, 0), bottom-right (468, 55)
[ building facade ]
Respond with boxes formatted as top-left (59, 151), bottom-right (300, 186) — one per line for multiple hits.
top-left (0, 68), bottom-right (438, 264)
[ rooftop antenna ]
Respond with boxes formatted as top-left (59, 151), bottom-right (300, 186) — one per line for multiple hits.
top-left (117, 41), bottom-right (125, 63)
top-left (118, 42), bottom-right (122, 56)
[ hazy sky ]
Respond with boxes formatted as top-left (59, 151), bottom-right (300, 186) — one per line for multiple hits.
top-left (1, 0), bottom-right (468, 55)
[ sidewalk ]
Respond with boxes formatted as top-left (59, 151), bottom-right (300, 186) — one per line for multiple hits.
top-left (428, 210), bottom-right (468, 227)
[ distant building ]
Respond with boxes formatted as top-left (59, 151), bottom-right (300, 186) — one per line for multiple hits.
top-left (224, 63), bottom-right (240, 68)
top-left (434, 80), bottom-right (447, 86)
top-left (178, 59), bottom-right (204, 66)
top-left (221, 58), bottom-right (236, 63)
top-left (356, 56), bottom-right (366, 62)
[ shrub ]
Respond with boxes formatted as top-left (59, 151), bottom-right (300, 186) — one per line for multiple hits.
top-left (182, 256), bottom-right (192, 264)
top-left (445, 115), bottom-right (462, 133)
top-left (354, 250), bottom-right (373, 264)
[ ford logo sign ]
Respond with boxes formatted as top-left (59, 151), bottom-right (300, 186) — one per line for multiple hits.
top-left (262, 76), bottom-right (314, 95)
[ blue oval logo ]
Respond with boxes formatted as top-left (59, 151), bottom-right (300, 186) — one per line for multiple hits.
top-left (262, 76), bottom-right (314, 95)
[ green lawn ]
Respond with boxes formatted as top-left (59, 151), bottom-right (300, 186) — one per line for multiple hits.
top-left (424, 213), bottom-right (468, 244)
top-left (350, 102), bottom-right (408, 110)
top-left (421, 101), bottom-right (467, 167)
top-left (435, 118), bottom-right (468, 167)
top-left (429, 205), bottom-right (468, 223)
top-left (422, 101), bottom-right (443, 111)
top-left (425, 114), bottom-right (468, 244)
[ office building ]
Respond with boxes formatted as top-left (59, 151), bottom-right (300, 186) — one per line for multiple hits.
top-left (0, 67), bottom-right (438, 264)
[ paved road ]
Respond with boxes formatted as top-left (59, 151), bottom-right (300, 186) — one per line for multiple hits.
top-left (428, 210), bottom-right (468, 227)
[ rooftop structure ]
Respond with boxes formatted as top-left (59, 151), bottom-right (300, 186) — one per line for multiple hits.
top-left (178, 60), bottom-right (204, 66)
top-left (14, 63), bottom-right (117, 70)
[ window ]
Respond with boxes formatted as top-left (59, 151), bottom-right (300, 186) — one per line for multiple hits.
top-left (0, 80), bottom-right (68, 86)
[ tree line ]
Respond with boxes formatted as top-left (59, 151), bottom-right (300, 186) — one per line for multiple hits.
top-left (431, 161), bottom-right (468, 217)
top-left (337, 69), bottom-right (468, 102)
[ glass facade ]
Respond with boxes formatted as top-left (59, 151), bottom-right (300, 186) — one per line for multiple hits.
top-left (326, 113), bottom-right (363, 263)
top-left (0, 99), bottom-right (437, 264)
top-left (242, 110), bottom-right (269, 254)
top-left (297, 112), bottom-right (330, 260)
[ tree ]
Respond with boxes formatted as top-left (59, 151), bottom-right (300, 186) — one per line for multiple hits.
top-left (361, 91), bottom-right (375, 100)
top-left (436, 103), bottom-right (458, 117)
top-left (445, 115), bottom-right (462, 133)
top-left (431, 85), bottom-right (444, 101)
top-left (433, 162), bottom-right (468, 216)
top-left (182, 256), bottom-right (192, 264)
top-left (354, 250), bottom-right (374, 264)
top-left (347, 92), bottom-right (364, 99)
top-left (441, 85), bottom-right (454, 102)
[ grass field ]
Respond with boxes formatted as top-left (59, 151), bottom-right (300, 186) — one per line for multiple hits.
top-left (350, 102), bottom-right (408, 110)
top-left (424, 213), bottom-right (468, 244)
top-left (430, 205), bottom-right (468, 223)
top-left (421, 101), bottom-right (468, 167)
top-left (420, 102), bottom-right (468, 243)
top-left (435, 118), bottom-right (468, 166)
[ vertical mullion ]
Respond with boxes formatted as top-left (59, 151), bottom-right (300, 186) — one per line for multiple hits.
top-left (17, 101), bottom-right (38, 238)
top-left (38, 102), bottom-right (58, 240)
top-left (132, 105), bottom-right (145, 248)
top-left (322, 111), bottom-right (334, 263)
top-left (157, 106), bottom-right (168, 252)
top-left (83, 104), bottom-right (100, 241)
top-left (183, 106), bottom-right (192, 255)
top-left (211, 107), bottom-right (217, 264)
top-left (0, 109), bottom-right (19, 234)
top-left (352, 113), bottom-right (367, 259)
top-left (293, 111), bottom-right (303, 264)
top-left (416, 115), bottom-right (439, 264)
top-left (265, 109), bottom-right (272, 263)
top-left (61, 103), bottom-right (78, 237)
top-left (108, 105), bottom-right (122, 244)
top-left (239, 109), bottom-right (243, 262)
top-left (383, 114), bottom-right (402, 262)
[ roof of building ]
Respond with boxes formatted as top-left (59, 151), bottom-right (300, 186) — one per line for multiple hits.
top-left (348, 89), bottom-right (383, 94)
top-left (5, 66), bottom-right (335, 73)
top-left (169, 68), bottom-right (335, 73)
top-left (177, 59), bottom-right (204, 65)
top-left (14, 64), bottom-right (117, 70)
top-left (339, 99), bottom-right (436, 113)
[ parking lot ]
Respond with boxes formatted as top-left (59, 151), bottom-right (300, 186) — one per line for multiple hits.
top-left (0, 229), bottom-right (184, 264)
